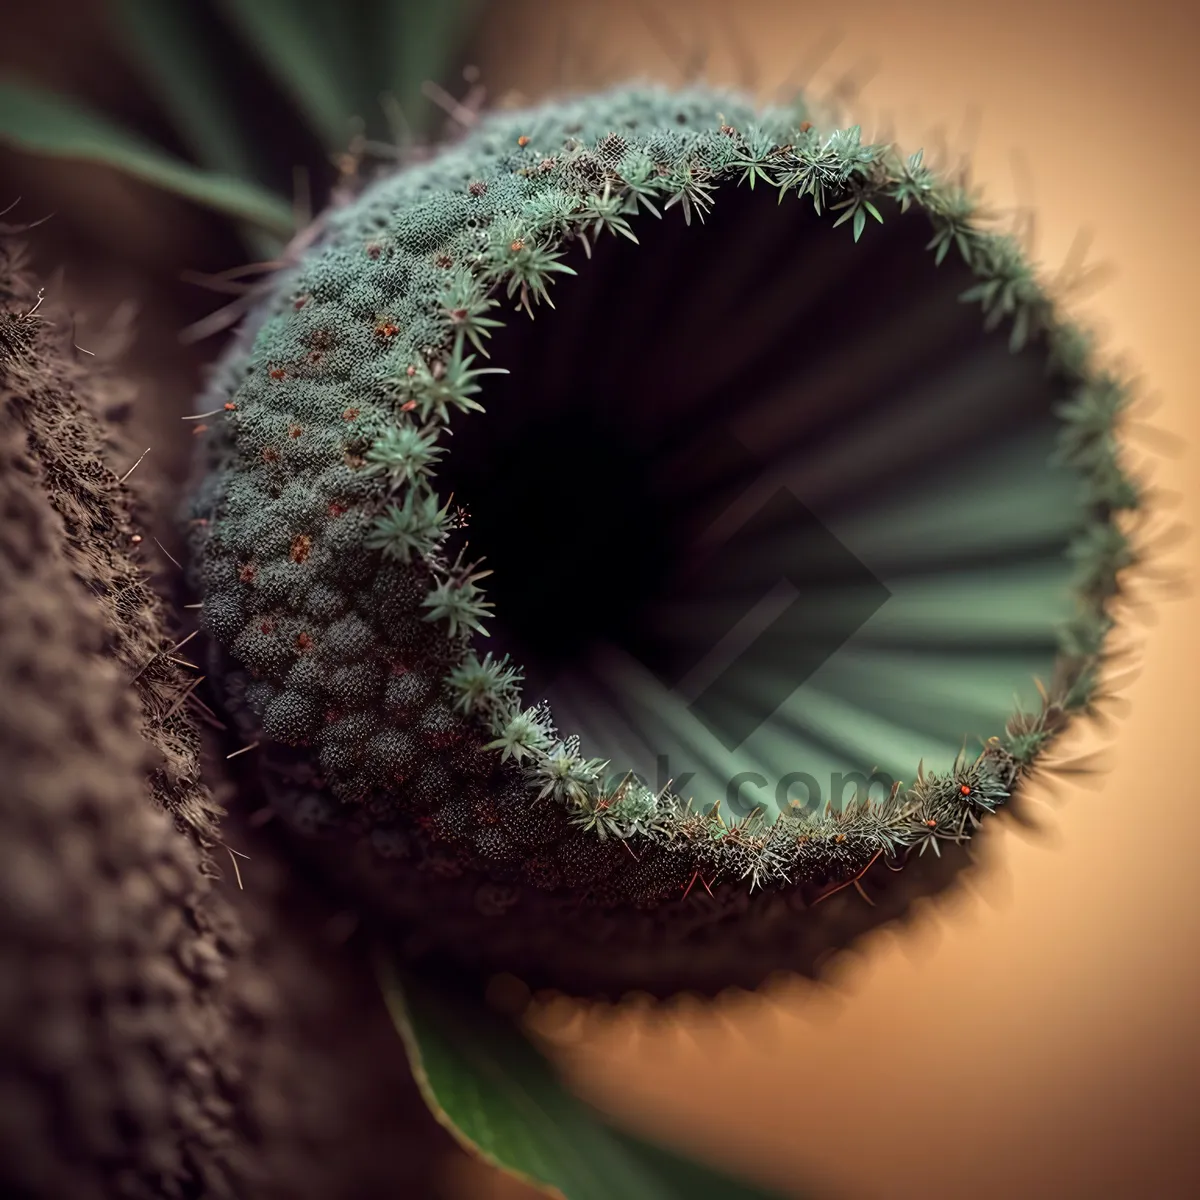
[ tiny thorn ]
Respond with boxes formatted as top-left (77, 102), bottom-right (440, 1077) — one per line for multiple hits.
top-left (74, 343), bottom-right (94, 356)
top-left (160, 675), bottom-right (205, 720)
top-left (152, 536), bottom-right (182, 570)
top-left (179, 270), bottom-right (253, 297)
top-left (187, 690), bottom-right (220, 719)
top-left (182, 408), bottom-right (224, 420)
top-left (226, 741), bottom-right (260, 760)
top-left (420, 79), bottom-right (478, 128)
top-left (169, 628), bottom-right (200, 653)
top-left (117, 447), bottom-right (151, 483)
top-left (180, 295), bottom-right (255, 344)
top-left (223, 844), bottom-right (246, 890)
top-left (186, 694), bottom-right (227, 731)
top-left (183, 602), bottom-right (204, 609)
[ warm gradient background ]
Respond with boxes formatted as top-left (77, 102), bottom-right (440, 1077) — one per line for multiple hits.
top-left (3, 1), bottom-right (1196, 1197)
top-left (453, 1), bottom-right (1200, 1197)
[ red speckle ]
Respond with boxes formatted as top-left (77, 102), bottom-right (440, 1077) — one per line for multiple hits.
top-left (269, 367), bottom-right (286, 380)
top-left (366, 243), bottom-right (382, 259)
top-left (224, 402), bottom-right (237, 411)
top-left (390, 660), bottom-right (409, 677)
top-left (262, 447), bottom-right (279, 463)
top-left (261, 620), bottom-right (274, 634)
top-left (926, 819), bottom-right (937, 828)
top-left (468, 180), bottom-right (488, 196)
top-left (474, 795), bottom-right (501, 826)
top-left (405, 365), bottom-right (417, 377)
top-left (960, 784), bottom-right (973, 796)
top-left (328, 501), bottom-right (348, 518)
top-left (399, 400), bottom-right (417, 413)
top-left (239, 563), bottom-right (257, 583)
top-left (342, 407), bottom-right (360, 421)
top-left (190, 517), bottom-right (209, 528)
top-left (800, 120), bottom-right (813, 132)
top-left (295, 631), bottom-right (313, 652)
top-left (517, 135), bottom-right (530, 147)
top-left (294, 296), bottom-right (309, 310)
top-left (290, 533), bottom-right (312, 564)
top-left (324, 706), bottom-right (342, 724)
top-left (308, 351), bottom-right (323, 364)
top-left (288, 424), bottom-right (303, 438)
top-left (510, 239), bottom-right (524, 253)
top-left (423, 728), bottom-right (463, 751)
top-left (719, 123), bottom-right (736, 136)
top-left (435, 253), bottom-right (453, 269)
top-left (375, 321), bottom-right (400, 339)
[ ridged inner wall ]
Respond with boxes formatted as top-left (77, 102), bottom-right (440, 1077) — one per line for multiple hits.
top-left (439, 184), bottom-right (1083, 816)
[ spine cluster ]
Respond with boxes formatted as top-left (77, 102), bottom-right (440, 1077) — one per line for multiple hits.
top-left (189, 85), bottom-right (1136, 936)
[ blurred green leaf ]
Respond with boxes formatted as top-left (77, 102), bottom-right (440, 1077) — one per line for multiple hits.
top-left (609, 1132), bottom-right (801, 1200)
top-left (378, 954), bottom-right (794, 1200)
top-left (215, 0), bottom-right (371, 151)
top-left (0, 80), bottom-right (294, 236)
top-left (113, 0), bottom-right (258, 183)
top-left (381, 0), bottom-right (486, 138)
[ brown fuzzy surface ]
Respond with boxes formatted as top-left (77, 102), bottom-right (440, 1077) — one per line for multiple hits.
top-left (0, 235), bottom-right (473, 1199)
top-left (0, 236), bottom-right (247, 1197)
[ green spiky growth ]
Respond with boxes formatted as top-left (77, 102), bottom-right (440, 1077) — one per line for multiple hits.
top-left (189, 84), bottom-right (1138, 997)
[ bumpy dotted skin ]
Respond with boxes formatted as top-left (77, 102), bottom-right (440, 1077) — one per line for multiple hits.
top-left (0, 244), bottom-right (244, 1199)
top-left (1, 234), bottom-right (474, 1197)
top-left (189, 85), bottom-right (1133, 997)
top-left (189, 89), bottom-right (776, 804)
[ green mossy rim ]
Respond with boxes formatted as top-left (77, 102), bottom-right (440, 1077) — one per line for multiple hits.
top-left (197, 83), bottom-right (1138, 895)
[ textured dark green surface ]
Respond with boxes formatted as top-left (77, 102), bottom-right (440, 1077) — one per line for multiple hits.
top-left (188, 83), bottom-right (1135, 995)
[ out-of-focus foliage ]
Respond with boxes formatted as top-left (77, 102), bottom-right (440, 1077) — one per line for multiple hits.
top-left (0, 0), bottom-right (486, 255)
top-left (381, 956), bottom-right (792, 1200)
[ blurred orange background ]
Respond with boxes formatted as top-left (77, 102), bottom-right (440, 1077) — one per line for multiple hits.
top-left (460, 1), bottom-right (1200, 1197)
top-left (4, 0), bottom-right (1197, 1196)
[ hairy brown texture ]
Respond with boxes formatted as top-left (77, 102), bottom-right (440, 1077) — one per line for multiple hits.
top-left (1, 239), bottom-right (225, 853)
top-left (0, 237), bottom-right (246, 1197)
top-left (0, 231), bottom-right (479, 1198)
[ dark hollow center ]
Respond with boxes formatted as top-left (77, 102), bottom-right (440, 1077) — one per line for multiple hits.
top-left (448, 407), bottom-right (674, 665)
top-left (436, 181), bottom-right (1065, 713)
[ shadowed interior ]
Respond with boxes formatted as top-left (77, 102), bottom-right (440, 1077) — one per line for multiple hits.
top-left (438, 184), bottom-right (1084, 810)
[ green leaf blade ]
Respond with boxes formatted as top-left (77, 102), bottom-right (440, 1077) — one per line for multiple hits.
top-left (381, 0), bottom-right (486, 139)
top-left (378, 955), bottom-right (794, 1200)
top-left (215, 0), bottom-right (368, 150)
top-left (113, 0), bottom-right (258, 183)
top-left (0, 79), bottom-right (294, 236)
